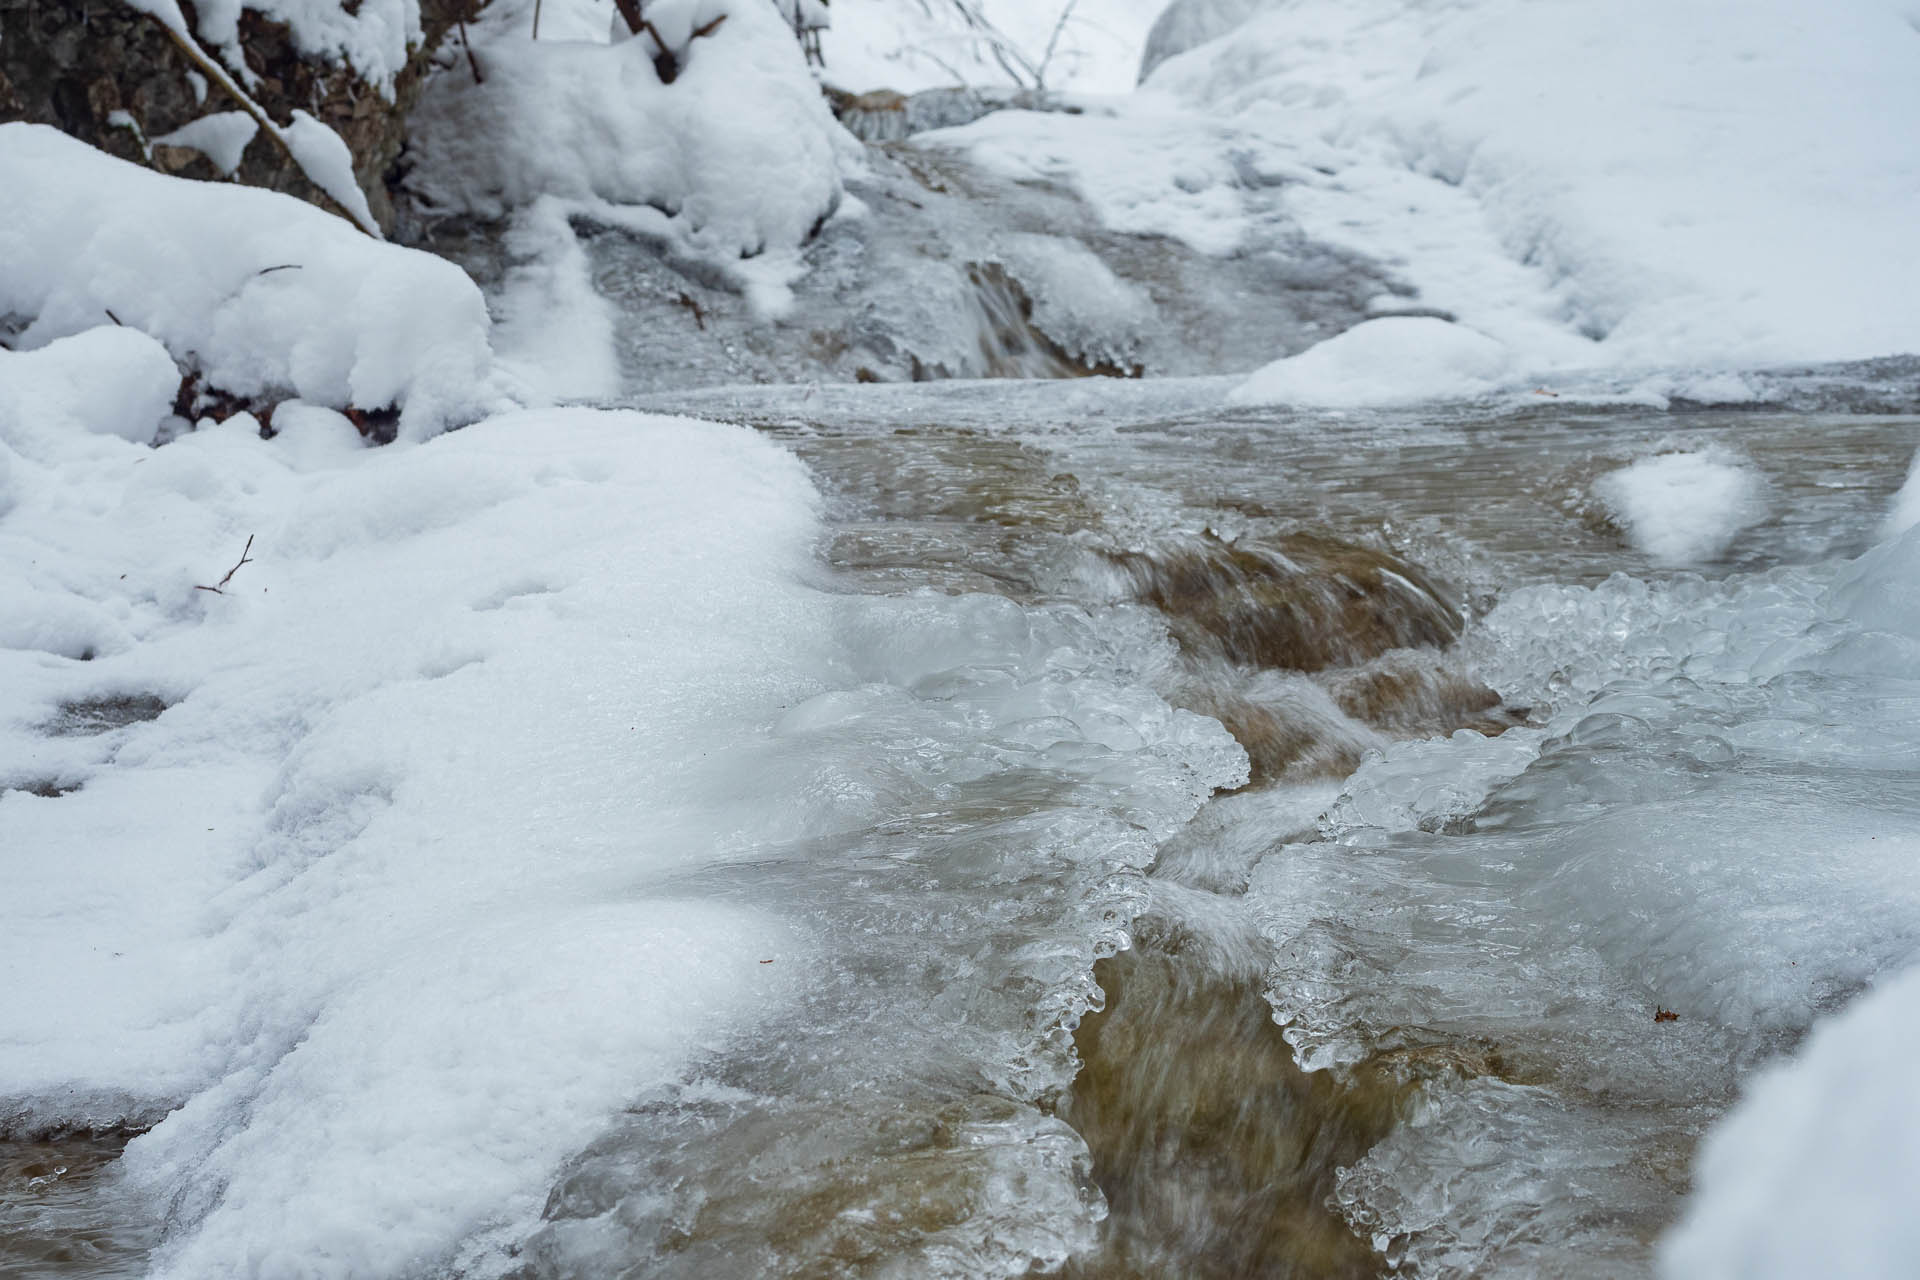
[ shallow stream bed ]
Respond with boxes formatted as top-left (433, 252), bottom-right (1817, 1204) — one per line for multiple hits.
top-left (8, 386), bottom-right (1918, 1278)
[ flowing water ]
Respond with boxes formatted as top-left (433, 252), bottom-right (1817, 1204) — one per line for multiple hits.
top-left (8, 382), bottom-right (1918, 1277)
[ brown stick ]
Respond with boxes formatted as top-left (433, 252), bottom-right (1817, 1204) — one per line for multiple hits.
top-left (458, 16), bottom-right (484, 83)
top-left (195, 534), bottom-right (256, 595)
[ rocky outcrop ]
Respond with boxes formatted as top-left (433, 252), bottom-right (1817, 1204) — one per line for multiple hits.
top-left (0, 0), bottom-right (464, 234)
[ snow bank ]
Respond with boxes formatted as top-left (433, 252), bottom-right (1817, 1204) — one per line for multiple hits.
top-left (0, 399), bottom-right (832, 1272)
top-left (407, 0), bottom-right (855, 309)
top-left (1129, 0), bottom-right (1920, 377)
top-left (1226, 316), bottom-right (1511, 407)
top-left (1594, 451), bottom-right (1771, 565)
top-left (0, 123), bottom-right (496, 438)
top-left (1660, 963), bottom-right (1920, 1280)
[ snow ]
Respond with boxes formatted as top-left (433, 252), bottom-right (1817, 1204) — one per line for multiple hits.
top-left (282, 109), bottom-right (380, 235)
top-left (0, 402), bottom-right (833, 1273)
top-left (944, 0), bottom-right (1920, 382)
top-left (1885, 451), bottom-right (1920, 540)
top-left (0, 124), bottom-right (497, 439)
top-left (1594, 451), bottom-right (1771, 566)
top-left (407, 0), bottom-right (857, 316)
top-left (177, 0), bottom-right (423, 95)
top-left (152, 111), bottom-right (259, 177)
top-left (1226, 315), bottom-right (1512, 407)
top-left (0, 327), bottom-right (182, 449)
top-left (820, 0), bottom-right (1167, 95)
top-left (1660, 962), bottom-right (1920, 1280)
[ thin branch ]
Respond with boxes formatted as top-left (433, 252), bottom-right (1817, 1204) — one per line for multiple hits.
top-left (195, 534), bottom-right (255, 595)
top-left (131, 4), bottom-right (380, 236)
top-left (1034, 0), bottom-right (1079, 92)
top-left (531, 0), bottom-right (542, 39)
top-left (458, 13), bottom-right (484, 83)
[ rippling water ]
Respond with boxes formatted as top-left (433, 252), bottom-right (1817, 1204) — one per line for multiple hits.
top-left (10, 387), bottom-right (1917, 1277)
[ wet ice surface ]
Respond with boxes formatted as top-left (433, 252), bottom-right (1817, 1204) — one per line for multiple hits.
top-left (9, 384), bottom-right (1920, 1278)
top-left (605, 385), bottom-right (1920, 1278)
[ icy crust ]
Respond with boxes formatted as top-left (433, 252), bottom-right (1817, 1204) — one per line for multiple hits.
top-left (406, 0), bottom-right (855, 310)
top-left (0, 124), bottom-right (497, 439)
top-left (1249, 530), bottom-right (1920, 1274)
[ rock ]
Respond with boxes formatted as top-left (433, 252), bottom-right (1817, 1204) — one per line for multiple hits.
top-left (0, 0), bottom-right (465, 234)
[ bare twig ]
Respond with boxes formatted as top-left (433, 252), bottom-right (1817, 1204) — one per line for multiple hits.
top-left (130, 5), bottom-right (380, 236)
top-left (531, 0), bottom-right (542, 39)
top-left (104, 308), bottom-right (124, 326)
top-left (690, 13), bottom-right (727, 39)
top-left (195, 534), bottom-right (256, 595)
top-left (256, 264), bottom-right (302, 275)
top-left (458, 15), bottom-right (485, 83)
top-left (1034, 0), bottom-right (1079, 92)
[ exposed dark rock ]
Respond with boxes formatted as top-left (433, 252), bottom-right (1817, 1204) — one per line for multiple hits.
top-left (0, 0), bottom-right (467, 233)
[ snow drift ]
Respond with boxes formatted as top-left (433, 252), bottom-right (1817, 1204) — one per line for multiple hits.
top-left (0, 124), bottom-right (497, 438)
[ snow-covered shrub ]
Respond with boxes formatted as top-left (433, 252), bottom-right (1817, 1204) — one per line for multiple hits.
top-left (0, 123), bottom-right (497, 439)
top-left (406, 0), bottom-right (857, 311)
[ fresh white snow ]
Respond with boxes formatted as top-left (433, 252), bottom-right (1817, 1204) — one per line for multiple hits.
top-left (937, 0), bottom-right (1920, 394)
top-left (0, 123), bottom-right (498, 438)
top-left (1227, 315), bottom-right (1511, 408)
top-left (407, 0), bottom-right (859, 315)
top-left (1593, 450), bottom-right (1771, 566)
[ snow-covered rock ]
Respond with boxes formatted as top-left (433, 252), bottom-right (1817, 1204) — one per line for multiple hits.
top-left (0, 123), bottom-right (497, 439)
top-left (407, 0), bottom-right (857, 311)
top-left (1594, 451), bottom-right (1771, 566)
top-left (1227, 316), bottom-right (1511, 407)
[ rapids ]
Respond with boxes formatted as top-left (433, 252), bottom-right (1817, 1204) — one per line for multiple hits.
top-left (7, 382), bottom-right (1918, 1278)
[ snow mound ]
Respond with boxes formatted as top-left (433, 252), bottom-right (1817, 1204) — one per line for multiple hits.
top-left (0, 401), bottom-right (830, 1272)
top-left (1594, 451), bottom-right (1770, 565)
top-left (0, 327), bottom-right (182, 450)
top-left (170, 0), bottom-right (424, 94)
top-left (1660, 962), bottom-right (1920, 1280)
top-left (1227, 317), bottom-right (1510, 407)
top-left (408, 0), bottom-right (854, 299)
top-left (1146, 0), bottom-right (1920, 376)
top-left (0, 124), bottom-right (497, 439)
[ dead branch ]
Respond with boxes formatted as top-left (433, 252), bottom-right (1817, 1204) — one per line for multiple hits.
top-left (458, 15), bottom-right (485, 83)
top-left (195, 534), bottom-right (256, 595)
top-left (132, 5), bottom-right (380, 236)
top-left (1034, 0), bottom-right (1079, 92)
